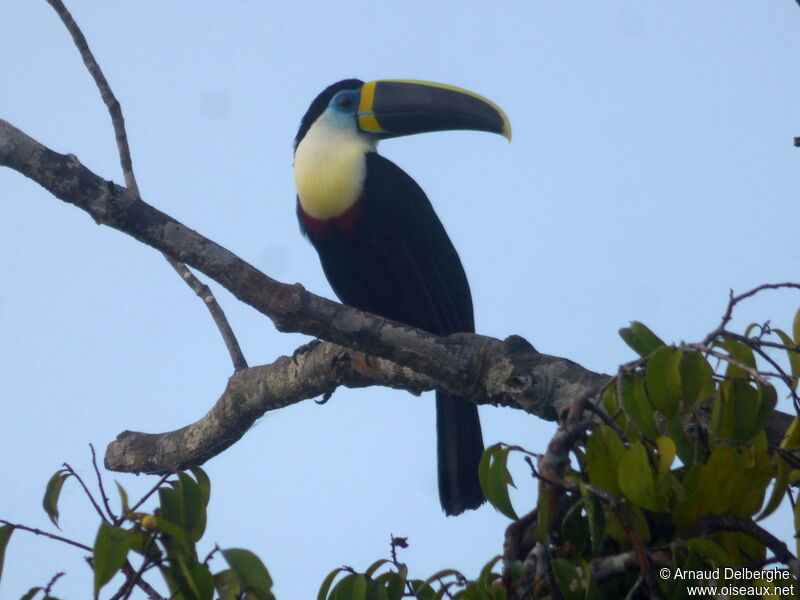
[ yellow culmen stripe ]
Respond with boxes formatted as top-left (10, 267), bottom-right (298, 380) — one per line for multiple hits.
top-left (357, 81), bottom-right (385, 133)
top-left (373, 79), bottom-right (513, 141)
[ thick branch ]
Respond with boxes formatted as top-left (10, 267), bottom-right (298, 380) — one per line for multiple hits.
top-left (106, 342), bottom-right (431, 471)
top-left (105, 336), bottom-right (599, 472)
top-left (0, 119), bottom-right (470, 386)
top-left (0, 122), bottom-right (603, 397)
top-left (46, 0), bottom-right (248, 372)
top-left (0, 119), bottom-right (794, 474)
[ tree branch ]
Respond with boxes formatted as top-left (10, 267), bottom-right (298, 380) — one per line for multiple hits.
top-left (0, 119), bottom-right (794, 474)
top-left (104, 334), bottom-right (592, 473)
top-left (46, 0), bottom-right (249, 373)
top-left (45, 0), bottom-right (138, 195)
top-left (164, 256), bottom-right (248, 371)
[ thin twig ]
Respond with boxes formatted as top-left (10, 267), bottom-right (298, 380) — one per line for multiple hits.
top-left (584, 400), bottom-right (629, 444)
top-left (111, 558), bottom-right (158, 600)
top-left (121, 561), bottom-right (165, 600)
top-left (128, 471), bottom-right (174, 514)
top-left (44, 571), bottom-right (66, 596)
top-left (165, 257), bottom-right (248, 371)
top-left (698, 347), bottom-right (768, 382)
top-left (45, 0), bottom-right (138, 195)
top-left (689, 515), bottom-right (799, 572)
top-left (623, 573), bottom-right (644, 600)
top-left (202, 544), bottom-right (221, 566)
top-left (717, 329), bottom-right (800, 413)
top-left (46, 0), bottom-right (248, 373)
top-left (704, 283), bottom-right (800, 346)
top-left (0, 519), bottom-right (91, 552)
top-left (90, 443), bottom-right (117, 523)
top-left (62, 462), bottom-right (109, 524)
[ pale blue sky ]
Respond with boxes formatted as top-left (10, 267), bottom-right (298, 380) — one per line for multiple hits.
top-left (1, 2), bottom-right (798, 598)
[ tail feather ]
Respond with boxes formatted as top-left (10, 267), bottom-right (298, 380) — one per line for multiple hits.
top-left (436, 392), bottom-right (485, 515)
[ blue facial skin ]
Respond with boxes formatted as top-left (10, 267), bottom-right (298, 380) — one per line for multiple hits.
top-left (329, 89), bottom-right (360, 115)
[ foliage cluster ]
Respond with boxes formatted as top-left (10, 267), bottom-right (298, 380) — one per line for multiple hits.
top-left (2, 298), bottom-right (799, 599)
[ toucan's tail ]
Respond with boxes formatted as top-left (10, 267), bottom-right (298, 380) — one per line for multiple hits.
top-left (436, 392), bottom-right (485, 515)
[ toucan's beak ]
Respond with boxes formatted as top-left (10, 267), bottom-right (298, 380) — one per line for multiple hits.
top-left (357, 80), bottom-right (512, 141)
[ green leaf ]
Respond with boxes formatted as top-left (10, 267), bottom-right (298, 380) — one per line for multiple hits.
top-left (620, 374), bottom-right (659, 439)
top-left (580, 561), bottom-right (599, 600)
top-left (679, 351), bottom-right (714, 409)
top-left (318, 568), bottom-right (345, 600)
top-left (718, 337), bottom-right (756, 380)
top-left (684, 538), bottom-right (733, 567)
top-left (373, 571), bottom-right (406, 600)
top-left (577, 485), bottom-right (606, 557)
top-left (352, 574), bottom-right (368, 600)
top-left (618, 443), bottom-right (660, 512)
top-left (774, 329), bottom-right (800, 391)
top-left (666, 417), bottom-right (698, 467)
top-left (366, 579), bottom-right (390, 600)
top-left (42, 469), bottom-right (72, 529)
top-left (189, 467), bottom-right (211, 507)
top-left (409, 580), bottom-right (436, 600)
top-left (711, 385), bottom-right (734, 439)
top-left (20, 587), bottom-right (44, 600)
top-left (214, 569), bottom-right (241, 600)
top-left (115, 482), bottom-right (129, 515)
top-left (332, 574), bottom-right (355, 600)
top-left (160, 473), bottom-right (206, 539)
top-left (423, 568), bottom-right (464, 583)
top-left (178, 558), bottom-right (215, 600)
top-left (794, 307), bottom-right (800, 346)
top-left (645, 346), bottom-right (682, 419)
top-left (0, 524), bottom-right (13, 584)
top-left (158, 485), bottom-right (181, 525)
top-left (550, 559), bottom-right (584, 600)
top-left (150, 514), bottom-right (193, 557)
top-left (478, 445), bottom-right (517, 520)
top-left (725, 381), bottom-right (760, 441)
top-left (585, 426), bottom-right (624, 496)
top-left (222, 548), bottom-right (274, 600)
top-left (698, 444), bottom-right (758, 515)
top-left (781, 416), bottom-right (800, 449)
top-left (655, 436), bottom-right (676, 476)
top-left (756, 455), bottom-right (789, 521)
top-left (364, 559), bottom-right (392, 578)
top-left (602, 380), bottom-right (619, 416)
top-left (749, 383), bottom-right (777, 440)
top-left (177, 472), bottom-right (206, 542)
top-left (604, 504), bottom-right (650, 545)
top-left (673, 466), bottom-right (703, 530)
top-left (477, 555), bottom-right (503, 588)
top-left (619, 321), bottom-right (665, 357)
top-left (795, 499), bottom-right (800, 558)
top-left (415, 570), bottom-right (462, 600)
top-left (699, 444), bottom-right (730, 510)
top-left (93, 523), bottom-right (132, 598)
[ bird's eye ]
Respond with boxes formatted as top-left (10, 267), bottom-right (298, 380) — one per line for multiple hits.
top-left (335, 92), bottom-right (356, 111)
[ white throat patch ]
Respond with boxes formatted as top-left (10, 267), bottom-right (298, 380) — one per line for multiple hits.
top-left (294, 115), bottom-right (377, 220)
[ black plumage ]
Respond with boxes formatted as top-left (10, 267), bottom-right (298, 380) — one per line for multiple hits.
top-left (293, 78), bottom-right (505, 515)
top-left (298, 153), bottom-right (484, 515)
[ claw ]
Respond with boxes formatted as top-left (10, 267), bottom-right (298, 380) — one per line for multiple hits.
top-left (292, 339), bottom-right (322, 364)
top-left (315, 391), bottom-right (334, 405)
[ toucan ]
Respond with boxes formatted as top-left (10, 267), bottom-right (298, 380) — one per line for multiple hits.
top-left (293, 79), bottom-right (511, 515)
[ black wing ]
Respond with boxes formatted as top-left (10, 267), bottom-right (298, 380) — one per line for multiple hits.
top-left (299, 151), bottom-right (484, 515)
top-left (306, 152), bottom-right (474, 336)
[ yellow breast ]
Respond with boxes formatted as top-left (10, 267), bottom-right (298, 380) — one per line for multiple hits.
top-left (294, 116), bottom-right (376, 220)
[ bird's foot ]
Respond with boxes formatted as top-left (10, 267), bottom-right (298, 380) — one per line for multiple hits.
top-left (292, 338), bottom-right (322, 364)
